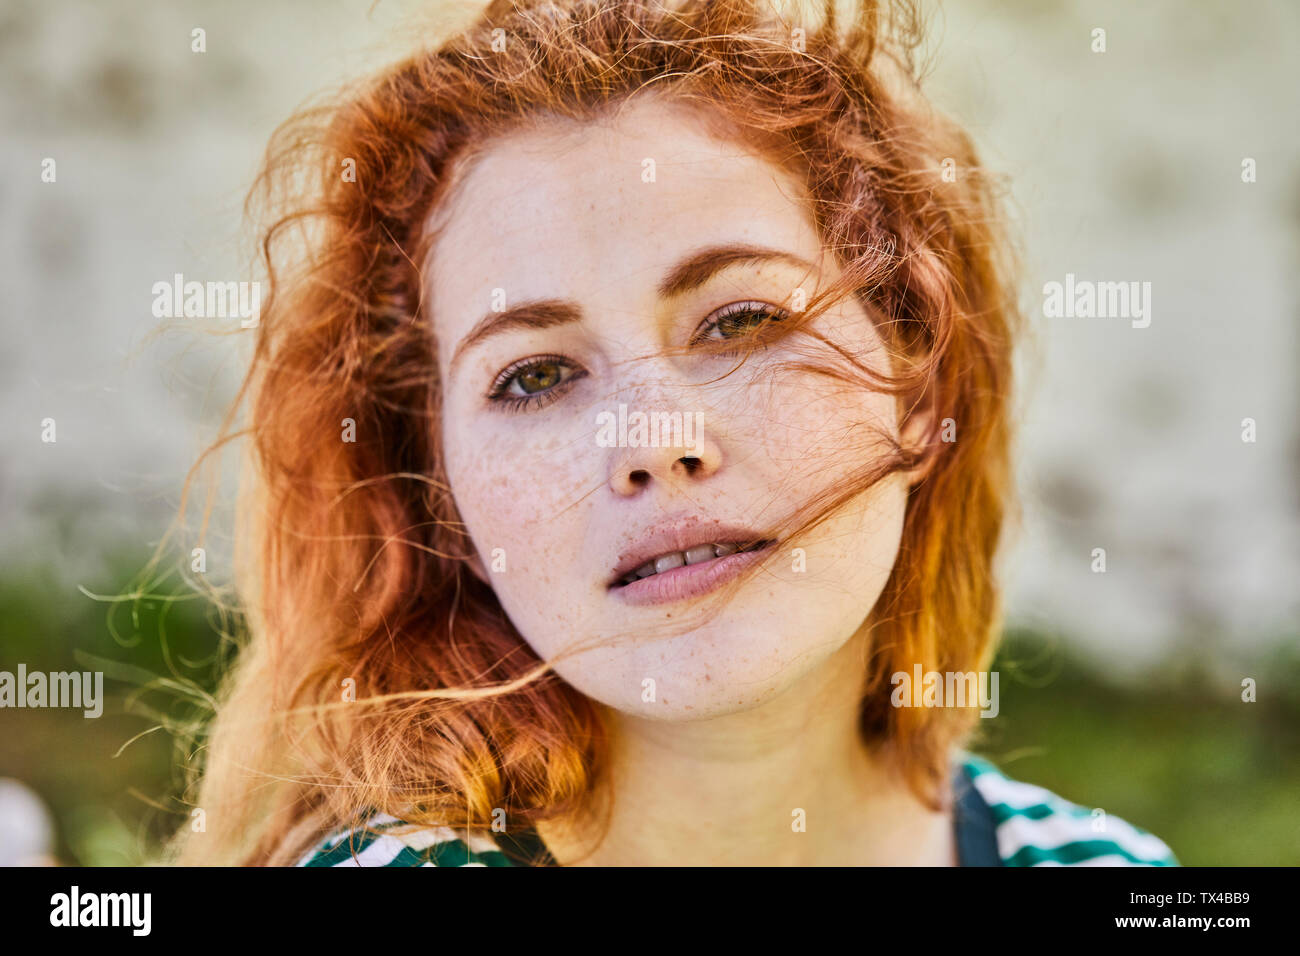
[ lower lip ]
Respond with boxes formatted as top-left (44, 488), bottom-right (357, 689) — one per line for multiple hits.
top-left (609, 542), bottom-right (775, 606)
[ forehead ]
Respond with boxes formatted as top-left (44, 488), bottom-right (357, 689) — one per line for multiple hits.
top-left (425, 97), bottom-right (825, 352)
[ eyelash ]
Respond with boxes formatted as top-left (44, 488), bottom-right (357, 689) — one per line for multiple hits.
top-left (485, 353), bottom-right (584, 414)
top-left (485, 301), bottom-right (790, 413)
top-left (690, 300), bottom-right (792, 350)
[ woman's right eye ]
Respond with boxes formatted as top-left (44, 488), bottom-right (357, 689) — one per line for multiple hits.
top-left (486, 354), bottom-right (584, 412)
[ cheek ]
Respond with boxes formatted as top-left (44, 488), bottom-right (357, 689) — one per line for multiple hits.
top-left (738, 368), bottom-right (897, 482)
top-left (734, 362), bottom-right (906, 600)
top-left (443, 413), bottom-right (598, 594)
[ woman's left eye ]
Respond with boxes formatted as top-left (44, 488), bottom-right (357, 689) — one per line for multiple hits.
top-left (692, 301), bottom-right (791, 345)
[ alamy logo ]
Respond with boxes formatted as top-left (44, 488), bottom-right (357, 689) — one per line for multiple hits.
top-left (1042, 273), bottom-right (1151, 328)
top-left (595, 404), bottom-right (703, 453)
top-left (50, 886), bottom-right (150, 936)
top-left (0, 665), bottom-right (103, 718)
top-left (890, 665), bottom-right (999, 718)
top-left (151, 272), bottom-right (260, 327)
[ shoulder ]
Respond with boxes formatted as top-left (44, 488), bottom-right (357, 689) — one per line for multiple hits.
top-left (294, 813), bottom-right (510, 867)
top-left (957, 752), bottom-right (1179, 866)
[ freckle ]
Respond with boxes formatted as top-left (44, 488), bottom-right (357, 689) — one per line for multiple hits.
top-left (705, 674), bottom-right (711, 682)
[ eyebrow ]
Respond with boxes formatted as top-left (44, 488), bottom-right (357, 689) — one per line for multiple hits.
top-left (446, 243), bottom-right (817, 374)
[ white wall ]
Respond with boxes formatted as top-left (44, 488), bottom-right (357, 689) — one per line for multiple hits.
top-left (1, 0), bottom-right (1296, 672)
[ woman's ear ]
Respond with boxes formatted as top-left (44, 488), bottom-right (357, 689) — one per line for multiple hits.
top-left (898, 392), bottom-right (939, 489)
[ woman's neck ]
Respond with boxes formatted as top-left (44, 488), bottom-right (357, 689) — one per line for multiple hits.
top-left (537, 629), bottom-right (956, 866)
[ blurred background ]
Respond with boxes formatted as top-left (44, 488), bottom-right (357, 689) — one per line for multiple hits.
top-left (0, 0), bottom-right (1296, 865)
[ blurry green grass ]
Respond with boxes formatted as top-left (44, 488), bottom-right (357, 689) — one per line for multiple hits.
top-left (0, 555), bottom-right (226, 865)
top-left (972, 628), bottom-right (1300, 866)
top-left (0, 556), bottom-right (1295, 865)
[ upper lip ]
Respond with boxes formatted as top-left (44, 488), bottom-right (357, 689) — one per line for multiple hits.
top-left (606, 517), bottom-right (773, 588)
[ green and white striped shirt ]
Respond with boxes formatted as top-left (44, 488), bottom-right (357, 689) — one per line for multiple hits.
top-left (295, 751), bottom-right (1179, 867)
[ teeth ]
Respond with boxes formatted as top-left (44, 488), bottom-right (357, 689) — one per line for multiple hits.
top-left (618, 541), bottom-right (766, 586)
top-left (684, 545), bottom-right (717, 565)
top-left (655, 552), bottom-right (686, 574)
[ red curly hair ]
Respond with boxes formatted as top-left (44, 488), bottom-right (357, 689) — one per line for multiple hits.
top-left (161, 0), bottom-right (1021, 866)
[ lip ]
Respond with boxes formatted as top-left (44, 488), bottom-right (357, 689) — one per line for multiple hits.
top-left (607, 519), bottom-right (776, 607)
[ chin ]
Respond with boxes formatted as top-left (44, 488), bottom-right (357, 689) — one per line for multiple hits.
top-left (549, 599), bottom-right (861, 721)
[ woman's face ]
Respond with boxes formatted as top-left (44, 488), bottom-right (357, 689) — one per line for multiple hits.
top-left (429, 95), bottom-right (921, 720)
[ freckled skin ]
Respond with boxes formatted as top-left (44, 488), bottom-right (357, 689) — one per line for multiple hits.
top-left (429, 95), bottom-right (926, 721)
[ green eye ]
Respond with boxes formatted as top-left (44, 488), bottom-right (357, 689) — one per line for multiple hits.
top-left (695, 302), bottom-right (790, 343)
top-left (514, 360), bottom-right (564, 394)
top-left (487, 354), bottom-right (584, 412)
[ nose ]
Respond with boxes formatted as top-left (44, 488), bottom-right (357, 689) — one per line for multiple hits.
top-left (607, 420), bottom-right (722, 496)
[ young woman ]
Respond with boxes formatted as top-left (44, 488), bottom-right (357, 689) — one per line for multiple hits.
top-left (164, 0), bottom-right (1178, 866)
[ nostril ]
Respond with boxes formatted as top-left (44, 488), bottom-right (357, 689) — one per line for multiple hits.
top-left (678, 456), bottom-right (702, 475)
top-left (628, 469), bottom-right (651, 487)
